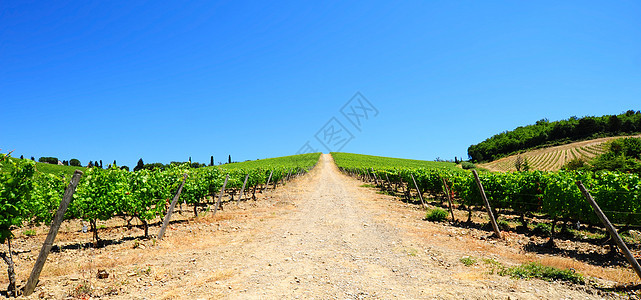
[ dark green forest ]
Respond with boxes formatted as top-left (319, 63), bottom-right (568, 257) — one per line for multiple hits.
top-left (468, 110), bottom-right (641, 162)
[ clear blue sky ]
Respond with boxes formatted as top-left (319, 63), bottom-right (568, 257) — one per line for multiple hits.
top-left (1, 1), bottom-right (640, 167)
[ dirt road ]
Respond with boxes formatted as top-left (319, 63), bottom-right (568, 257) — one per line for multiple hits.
top-left (144, 154), bottom-right (604, 299)
top-left (19, 154), bottom-right (614, 299)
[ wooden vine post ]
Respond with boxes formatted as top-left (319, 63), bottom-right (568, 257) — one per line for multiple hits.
top-left (410, 174), bottom-right (426, 208)
top-left (212, 174), bottom-right (229, 216)
top-left (371, 168), bottom-right (379, 186)
top-left (442, 177), bottom-right (456, 222)
top-left (576, 181), bottom-right (641, 281)
top-left (23, 170), bottom-right (83, 296)
top-left (262, 170), bottom-right (273, 192)
top-left (472, 170), bottom-right (502, 238)
top-left (157, 174), bottom-right (188, 241)
top-left (237, 173), bottom-right (249, 205)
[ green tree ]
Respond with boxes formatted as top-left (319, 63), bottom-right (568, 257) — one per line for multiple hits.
top-left (134, 158), bottom-right (145, 172)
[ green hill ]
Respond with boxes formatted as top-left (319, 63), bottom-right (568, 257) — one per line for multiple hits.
top-left (468, 110), bottom-right (641, 162)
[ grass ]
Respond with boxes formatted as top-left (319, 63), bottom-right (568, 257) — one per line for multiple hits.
top-left (376, 190), bottom-right (396, 196)
top-left (478, 258), bottom-right (585, 284)
top-left (34, 161), bottom-right (86, 178)
top-left (501, 262), bottom-right (585, 284)
top-left (425, 208), bottom-right (449, 222)
top-left (482, 258), bottom-right (503, 272)
top-left (1, 156), bottom-right (86, 178)
top-left (360, 184), bottom-right (376, 188)
top-left (497, 219), bottom-right (510, 231)
top-left (460, 256), bottom-right (477, 266)
top-left (23, 229), bottom-right (36, 236)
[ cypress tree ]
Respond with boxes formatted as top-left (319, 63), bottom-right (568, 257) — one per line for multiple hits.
top-left (134, 158), bottom-right (144, 172)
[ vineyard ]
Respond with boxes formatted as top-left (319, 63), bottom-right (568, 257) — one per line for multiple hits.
top-left (1, 152), bottom-right (320, 240)
top-left (332, 152), bottom-right (641, 230)
top-left (332, 152), bottom-right (641, 287)
top-left (0, 152), bottom-right (320, 296)
top-left (1, 151), bottom-right (641, 297)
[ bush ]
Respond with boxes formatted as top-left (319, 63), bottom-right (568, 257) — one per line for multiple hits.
top-left (69, 159), bottom-right (81, 167)
top-left (425, 208), bottom-right (449, 222)
top-left (562, 158), bottom-right (586, 170)
top-left (461, 161), bottom-right (476, 169)
top-left (38, 157), bottom-right (58, 164)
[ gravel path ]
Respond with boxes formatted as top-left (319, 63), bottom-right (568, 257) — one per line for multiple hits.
top-left (230, 154), bottom-right (441, 299)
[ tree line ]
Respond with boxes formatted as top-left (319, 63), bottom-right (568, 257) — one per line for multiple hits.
top-left (468, 110), bottom-right (641, 162)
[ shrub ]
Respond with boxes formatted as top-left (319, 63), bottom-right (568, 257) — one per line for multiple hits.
top-left (425, 208), bottom-right (449, 222)
top-left (461, 162), bottom-right (476, 169)
top-left (69, 159), bottom-right (81, 167)
top-left (562, 158), bottom-right (586, 170)
top-left (38, 157), bottom-right (58, 164)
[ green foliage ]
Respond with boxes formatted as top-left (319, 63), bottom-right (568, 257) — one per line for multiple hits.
top-left (134, 158), bottom-right (144, 172)
top-left (0, 154), bottom-right (35, 243)
top-left (468, 111), bottom-right (641, 162)
top-left (72, 166), bottom-right (130, 224)
top-left (500, 262), bottom-right (584, 284)
top-left (126, 168), bottom-right (173, 228)
top-left (425, 208), bottom-right (449, 222)
top-left (461, 161), bottom-right (476, 169)
top-left (497, 219), bottom-right (510, 231)
top-left (333, 151), bottom-right (641, 228)
top-left (532, 223), bottom-right (552, 235)
top-left (38, 156), bottom-right (59, 164)
top-left (23, 229), bottom-right (36, 236)
top-left (460, 256), bottom-right (477, 266)
top-left (562, 157), bottom-right (587, 171)
top-left (69, 159), bottom-right (81, 167)
top-left (483, 258), bottom-right (504, 274)
top-left (27, 173), bottom-right (67, 225)
top-left (589, 137), bottom-right (641, 173)
top-left (0, 152), bottom-right (321, 242)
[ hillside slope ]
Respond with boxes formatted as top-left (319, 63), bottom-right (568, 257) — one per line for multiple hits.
top-left (479, 135), bottom-right (641, 172)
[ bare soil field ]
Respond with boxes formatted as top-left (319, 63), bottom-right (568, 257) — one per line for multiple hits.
top-left (2, 154), bottom-right (638, 299)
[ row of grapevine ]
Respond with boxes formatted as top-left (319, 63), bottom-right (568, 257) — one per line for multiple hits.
top-left (0, 152), bottom-right (320, 296)
top-left (1, 153), bottom-right (321, 242)
top-left (332, 152), bottom-right (641, 227)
